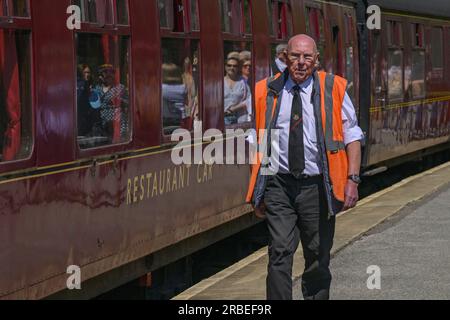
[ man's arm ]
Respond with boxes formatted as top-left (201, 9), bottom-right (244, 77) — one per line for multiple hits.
top-left (343, 140), bottom-right (361, 211)
top-left (342, 92), bottom-right (364, 211)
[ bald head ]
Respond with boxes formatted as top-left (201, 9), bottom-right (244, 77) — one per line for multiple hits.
top-left (286, 34), bottom-right (319, 84)
top-left (288, 34), bottom-right (318, 56)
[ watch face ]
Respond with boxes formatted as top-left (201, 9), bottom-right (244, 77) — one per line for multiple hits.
top-left (349, 175), bottom-right (361, 184)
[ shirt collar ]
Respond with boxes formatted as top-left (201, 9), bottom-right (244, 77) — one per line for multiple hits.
top-left (285, 75), bottom-right (313, 95)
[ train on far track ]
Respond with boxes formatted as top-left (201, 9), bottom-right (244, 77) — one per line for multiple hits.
top-left (0, 0), bottom-right (449, 299)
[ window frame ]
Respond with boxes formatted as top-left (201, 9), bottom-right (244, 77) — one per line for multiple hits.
top-left (268, 0), bottom-right (293, 76)
top-left (0, 0), bottom-right (35, 173)
top-left (268, 0), bottom-right (292, 42)
top-left (73, 0), bottom-right (133, 158)
top-left (386, 19), bottom-right (405, 103)
top-left (304, 5), bottom-right (325, 68)
top-left (410, 23), bottom-right (426, 100)
top-left (159, 0), bottom-right (200, 37)
top-left (220, 0), bottom-right (254, 130)
top-left (159, 0), bottom-right (202, 142)
top-left (430, 26), bottom-right (444, 81)
top-left (0, 0), bottom-right (32, 28)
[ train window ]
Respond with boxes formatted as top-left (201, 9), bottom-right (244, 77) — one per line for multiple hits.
top-left (266, 0), bottom-right (274, 37)
top-left (1, 0), bottom-right (29, 17)
top-left (12, 0), bottom-right (29, 17)
top-left (268, 1), bottom-right (291, 76)
top-left (388, 49), bottom-right (403, 101)
top-left (266, 0), bottom-right (293, 40)
top-left (431, 27), bottom-right (444, 71)
top-left (243, 0), bottom-right (252, 35)
top-left (345, 47), bottom-right (355, 99)
top-left (305, 7), bottom-right (325, 67)
top-left (158, 0), bottom-right (173, 29)
top-left (387, 21), bottom-right (403, 47)
top-left (276, 1), bottom-right (293, 40)
top-left (74, 0), bottom-right (131, 150)
top-left (116, 0), bottom-right (129, 25)
top-left (344, 14), bottom-right (352, 45)
top-left (411, 51), bottom-right (426, 99)
top-left (76, 34), bottom-right (130, 149)
top-left (221, 0), bottom-right (253, 126)
top-left (0, 22), bottom-right (32, 162)
top-left (412, 23), bottom-right (424, 48)
top-left (160, 1), bottom-right (201, 136)
top-left (344, 14), bottom-right (355, 100)
top-left (223, 43), bottom-right (253, 125)
top-left (220, 0), bottom-right (251, 35)
top-left (190, 0), bottom-right (200, 31)
top-left (161, 39), bottom-right (200, 135)
top-left (73, 0), bottom-right (99, 23)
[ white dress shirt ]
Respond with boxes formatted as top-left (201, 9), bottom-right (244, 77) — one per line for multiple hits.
top-left (269, 75), bottom-right (364, 175)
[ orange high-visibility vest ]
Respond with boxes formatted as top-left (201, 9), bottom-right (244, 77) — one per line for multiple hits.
top-left (246, 71), bottom-right (349, 206)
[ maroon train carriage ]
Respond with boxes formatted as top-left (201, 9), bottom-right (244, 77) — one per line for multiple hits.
top-left (0, 0), bottom-right (449, 299)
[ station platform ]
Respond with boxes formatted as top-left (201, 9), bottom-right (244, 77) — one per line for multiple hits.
top-left (173, 161), bottom-right (450, 300)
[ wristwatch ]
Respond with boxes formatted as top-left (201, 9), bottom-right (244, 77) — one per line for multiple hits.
top-left (348, 174), bottom-right (362, 184)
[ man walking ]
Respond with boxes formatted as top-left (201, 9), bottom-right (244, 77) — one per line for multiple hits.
top-left (246, 34), bottom-right (364, 300)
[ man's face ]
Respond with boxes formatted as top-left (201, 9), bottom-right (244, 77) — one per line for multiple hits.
top-left (287, 39), bottom-right (318, 84)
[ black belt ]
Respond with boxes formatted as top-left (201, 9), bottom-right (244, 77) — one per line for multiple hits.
top-left (279, 172), bottom-right (323, 181)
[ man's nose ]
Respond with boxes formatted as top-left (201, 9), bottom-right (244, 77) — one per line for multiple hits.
top-left (298, 56), bottom-right (306, 64)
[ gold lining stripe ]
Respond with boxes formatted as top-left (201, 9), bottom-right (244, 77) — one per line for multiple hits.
top-left (0, 134), bottom-right (249, 185)
top-left (312, 0), bottom-right (354, 10)
top-left (383, 11), bottom-right (450, 23)
top-left (370, 95), bottom-right (450, 113)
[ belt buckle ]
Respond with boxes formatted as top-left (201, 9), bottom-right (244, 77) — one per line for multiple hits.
top-left (292, 172), bottom-right (308, 180)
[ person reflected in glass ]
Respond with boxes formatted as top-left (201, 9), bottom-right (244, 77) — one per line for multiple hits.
top-left (77, 64), bottom-right (101, 137)
top-left (239, 50), bottom-right (252, 84)
top-left (224, 54), bottom-right (252, 125)
top-left (271, 44), bottom-right (288, 76)
top-left (162, 62), bottom-right (188, 134)
top-left (90, 64), bottom-right (129, 142)
top-left (182, 57), bottom-right (198, 130)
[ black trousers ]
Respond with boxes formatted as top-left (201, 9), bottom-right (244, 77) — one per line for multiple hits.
top-left (264, 173), bottom-right (336, 300)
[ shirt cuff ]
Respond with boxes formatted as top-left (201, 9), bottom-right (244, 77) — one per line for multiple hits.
top-left (344, 127), bottom-right (365, 146)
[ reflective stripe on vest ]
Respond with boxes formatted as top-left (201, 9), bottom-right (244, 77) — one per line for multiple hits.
top-left (318, 71), bottom-right (349, 202)
top-left (324, 73), bottom-right (346, 153)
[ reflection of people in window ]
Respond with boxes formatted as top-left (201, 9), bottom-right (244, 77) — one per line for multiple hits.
top-left (182, 57), bottom-right (198, 127)
top-left (271, 44), bottom-right (288, 76)
top-left (224, 55), bottom-right (252, 125)
top-left (90, 64), bottom-right (129, 140)
top-left (162, 63), bottom-right (188, 133)
top-left (77, 64), bottom-right (101, 137)
top-left (388, 65), bottom-right (402, 99)
top-left (239, 50), bottom-right (251, 84)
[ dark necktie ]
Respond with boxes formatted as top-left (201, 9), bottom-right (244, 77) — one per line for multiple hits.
top-left (289, 85), bottom-right (305, 178)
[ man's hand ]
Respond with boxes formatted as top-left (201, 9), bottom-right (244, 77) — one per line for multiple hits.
top-left (342, 180), bottom-right (359, 211)
top-left (254, 202), bottom-right (266, 219)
